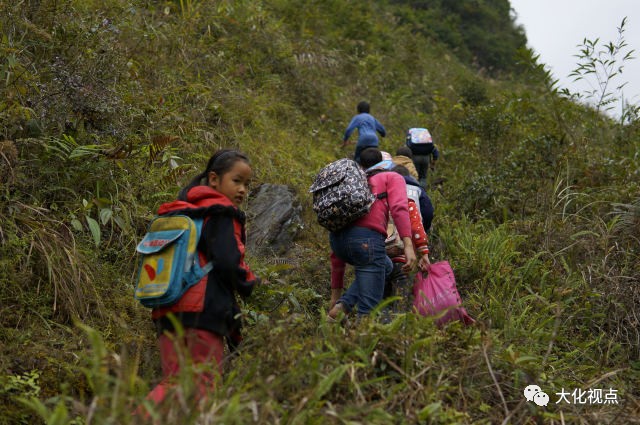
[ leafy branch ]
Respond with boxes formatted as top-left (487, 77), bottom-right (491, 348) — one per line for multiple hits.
top-left (565, 17), bottom-right (636, 119)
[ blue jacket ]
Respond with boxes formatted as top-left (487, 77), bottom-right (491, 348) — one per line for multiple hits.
top-left (343, 113), bottom-right (386, 147)
top-left (403, 175), bottom-right (434, 232)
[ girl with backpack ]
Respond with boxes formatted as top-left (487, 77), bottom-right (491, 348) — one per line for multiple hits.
top-left (145, 149), bottom-right (261, 406)
top-left (328, 147), bottom-right (416, 320)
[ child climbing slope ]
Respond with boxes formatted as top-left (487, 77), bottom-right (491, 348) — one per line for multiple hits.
top-left (145, 149), bottom-right (261, 405)
top-left (342, 101), bottom-right (386, 163)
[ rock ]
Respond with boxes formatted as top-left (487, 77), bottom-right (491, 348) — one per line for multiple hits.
top-left (245, 184), bottom-right (303, 256)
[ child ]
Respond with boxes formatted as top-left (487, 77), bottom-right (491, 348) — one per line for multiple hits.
top-left (405, 128), bottom-right (439, 189)
top-left (145, 149), bottom-right (261, 406)
top-left (392, 146), bottom-right (419, 181)
top-left (392, 165), bottom-right (435, 233)
top-left (384, 165), bottom-right (431, 312)
top-left (342, 101), bottom-right (386, 163)
top-left (328, 147), bottom-right (416, 319)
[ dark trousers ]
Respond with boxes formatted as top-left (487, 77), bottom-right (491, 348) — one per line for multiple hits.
top-left (412, 154), bottom-right (431, 188)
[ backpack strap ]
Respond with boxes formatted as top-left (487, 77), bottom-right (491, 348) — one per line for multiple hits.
top-left (192, 214), bottom-right (214, 276)
top-left (365, 167), bottom-right (391, 201)
top-left (161, 204), bottom-right (244, 275)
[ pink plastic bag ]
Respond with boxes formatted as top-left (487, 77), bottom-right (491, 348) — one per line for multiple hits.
top-left (413, 261), bottom-right (475, 326)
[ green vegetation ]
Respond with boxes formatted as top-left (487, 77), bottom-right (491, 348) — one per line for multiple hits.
top-left (390, 0), bottom-right (530, 74)
top-left (1, 0), bottom-right (638, 424)
top-left (565, 17), bottom-right (638, 122)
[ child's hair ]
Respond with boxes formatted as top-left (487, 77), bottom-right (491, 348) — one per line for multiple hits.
top-left (396, 146), bottom-right (412, 158)
top-left (357, 101), bottom-right (370, 114)
top-left (392, 165), bottom-right (411, 177)
top-left (360, 147), bottom-right (382, 169)
top-left (178, 149), bottom-right (250, 200)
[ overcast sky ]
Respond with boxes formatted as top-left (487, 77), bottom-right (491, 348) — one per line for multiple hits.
top-left (509, 0), bottom-right (640, 115)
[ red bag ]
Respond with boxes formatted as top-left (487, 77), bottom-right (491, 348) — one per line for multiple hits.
top-left (413, 261), bottom-right (475, 326)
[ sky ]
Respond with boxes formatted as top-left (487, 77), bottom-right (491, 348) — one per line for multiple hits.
top-left (509, 0), bottom-right (640, 116)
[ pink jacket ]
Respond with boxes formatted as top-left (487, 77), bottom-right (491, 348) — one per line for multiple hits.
top-left (352, 171), bottom-right (411, 238)
top-left (331, 171), bottom-right (411, 289)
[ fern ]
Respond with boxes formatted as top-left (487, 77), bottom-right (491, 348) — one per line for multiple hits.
top-left (149, 135), bottom-right (180, 163)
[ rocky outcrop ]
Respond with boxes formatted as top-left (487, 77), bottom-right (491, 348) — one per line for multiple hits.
top-left (245, 184), bottom-right (303, 256)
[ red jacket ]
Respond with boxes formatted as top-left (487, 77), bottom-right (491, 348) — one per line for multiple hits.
top-left (152, 186), bottom-right (258, 337)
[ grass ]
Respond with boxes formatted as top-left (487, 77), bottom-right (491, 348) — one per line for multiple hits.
top-left (1, 0), bottom-right (639, 423)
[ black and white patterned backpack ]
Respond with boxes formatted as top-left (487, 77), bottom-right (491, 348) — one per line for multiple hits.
top-left (309, 158), bottom-right (385, 232)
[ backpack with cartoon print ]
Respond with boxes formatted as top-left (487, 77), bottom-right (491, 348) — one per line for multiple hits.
top-left (406, 127), bottom-right (435, 155)
top-left (309, 158), bottom-right (388, 232)
top-left (134, 214), bottom-right (213, 308)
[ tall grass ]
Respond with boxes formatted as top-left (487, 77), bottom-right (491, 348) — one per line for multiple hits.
top-left (1, 0), bottom-right (639, 423)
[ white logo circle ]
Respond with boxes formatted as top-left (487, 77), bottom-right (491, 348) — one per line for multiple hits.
top-left (523, 384), bottom-right (542, 402)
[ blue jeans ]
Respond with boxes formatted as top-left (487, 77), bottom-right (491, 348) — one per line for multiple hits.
top-left (330, 226), bottom-right (393, 315)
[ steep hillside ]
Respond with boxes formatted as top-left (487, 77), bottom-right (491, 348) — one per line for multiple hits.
top-left (1, 0), bottom-right (638, 424)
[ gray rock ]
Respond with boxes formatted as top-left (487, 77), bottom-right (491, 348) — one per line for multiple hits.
top-left (245, 184), bottom-right (303, 256)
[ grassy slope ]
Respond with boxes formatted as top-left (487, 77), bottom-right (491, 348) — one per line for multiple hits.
top-left (1, 0), bottom-right (639, 424)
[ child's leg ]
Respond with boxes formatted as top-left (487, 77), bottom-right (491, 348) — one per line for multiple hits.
top-left (145, 333), bottom-right (181, 405)
top-left (145, 329), bottom-right (224, 405)
top-left (393, 266), bottom-right (412, 312)
top-left (413, 154), bottom-right (430, 188)
top-left (186, 329), bottom-right (224, 399)
top-left (350, 239), bottom-right (389, 315)
top-left (384, 261), bottom-right (411, 313)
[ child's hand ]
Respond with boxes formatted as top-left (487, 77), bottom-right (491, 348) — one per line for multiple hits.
top-left (401, 237), bottom-right (417, 273)
top-left (418, 255), bottom-right (430, 271)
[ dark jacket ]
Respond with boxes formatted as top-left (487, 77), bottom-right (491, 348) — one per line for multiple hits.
top-left (152, 186), bottom-right (258, 337)
top-left (403, 175), bottom-right (434, 232)
top-left (407, 142), bottom-right (440, 159)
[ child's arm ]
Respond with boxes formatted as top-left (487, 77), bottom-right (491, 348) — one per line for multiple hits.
top-left (202, 214), bottom-right (258, 298)
top-left (375, 118), bottom-right (386, 137)
top-left (330, 252), bottom-right (345, 307)
top-left (343, 116), bottom-right (359, 142)
top-left (408, 199), bottom-right (429, 257)
top-left (386, 175), bottom-right (416, 271)
top-left (400, 237), bottom-right (416, 273)
top-left (431, 146), bottom-right (439, 167)
top-left (386, 174), bottom-right (411, 237)
top-left (408, 199), bottom-right (431, 270)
